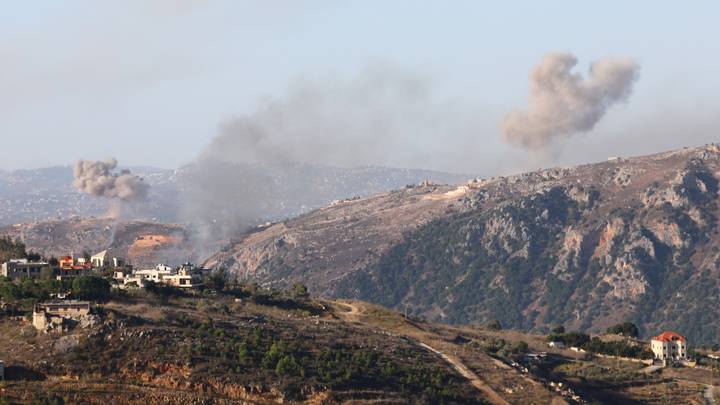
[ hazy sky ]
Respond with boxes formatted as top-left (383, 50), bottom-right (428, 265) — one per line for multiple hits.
top-left (1, 1), bottom-right (719, 175)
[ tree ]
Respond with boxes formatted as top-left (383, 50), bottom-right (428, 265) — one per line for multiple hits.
top-left (606, 322), bottom-right (639, 338)
top-left (291, 282), bottom-right (309, 299)
top-left (511, 341), bottom-right (529, 354)
top-left (205, 268), bottom-right (227, 291)
top-left (275, 354), bottom-right (300, 376)
top-left (72, 276), bottom-right (110, 301)
top-left (40, 266), bottom-right (56, 280)
top-left (0, 281), bottom-right (21, 301)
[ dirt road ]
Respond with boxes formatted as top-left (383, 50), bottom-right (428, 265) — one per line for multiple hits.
top-left (334, 301), bottom-right (512, 405)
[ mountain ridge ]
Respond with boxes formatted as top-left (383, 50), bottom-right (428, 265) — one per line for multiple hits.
top-left (205, 144), bottom-right (720, 344)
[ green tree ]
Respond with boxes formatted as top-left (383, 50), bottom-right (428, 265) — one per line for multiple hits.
top-left (40, 266), bottom-right (56, 280)
top-left (72, 276), bottom-right (110, 301)
top-left (262, 340), bottom-right (288, 369)
top-left (205, 268), bottom-right (227, 291)
top-left (291, 282), bottom-right (309, 299)
top-left (511, 341), bottom-right (529, 354)
top-left (275, 354), bottom-right (300, 376)
top-left (0, 281), bottom-right (21, 301)
top-left (606, 322), bottom-right (640, 338)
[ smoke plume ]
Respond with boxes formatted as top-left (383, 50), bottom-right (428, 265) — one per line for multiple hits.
top-left (182, 66), bottom-right (480, 242)
top-left (201, 65), bottom-right (474, 169)
top-left (500, 52), bottom-right (639, 149)
top-left (73, 159), bottom-right (150, 202)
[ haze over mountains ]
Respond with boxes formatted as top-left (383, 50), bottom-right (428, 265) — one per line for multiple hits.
top-left (0, 162), bottom-right (467, 229)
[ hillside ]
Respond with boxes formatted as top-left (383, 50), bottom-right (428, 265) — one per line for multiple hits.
top-left (205, 144), bottom-right (720, 344)
top-left (2, 289), bottom-right (717, 404)
top-left (0, 288), bottom-right (531, 404)
top-left (0, 218), bottom-right (193, 268)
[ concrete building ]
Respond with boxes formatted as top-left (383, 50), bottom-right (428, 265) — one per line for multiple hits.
top-left (32, 301), bottom-right (91, 331)
top-left (90, 250), bottom-right (124, 268)
top-left (163, 266), bottom-right (203, 288)
top-left (112, 271), bottom-right (149, 289)
top-left (1, 259), bottom-right (49, 279)
top-left (132, 264), bottom-right (174, 283)
top-left (651, 331), bottom-right (687, 363)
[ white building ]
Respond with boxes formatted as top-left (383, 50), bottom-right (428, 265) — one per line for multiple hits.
top-left (116, 263), bottom-right (207, 289)
top-left (162, 267), bottom-right (203, 289)
top-left (651, 331), bottom-right (687, 362)
top-left (90, 250), bottom-right (124, 268)
top-left (1, 259), bottom-right (49, 280)
top-left (131, 265), bottom-right (174, 283)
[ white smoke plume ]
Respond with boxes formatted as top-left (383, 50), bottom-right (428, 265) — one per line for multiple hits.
top-left (73, 159), bottom-right (150, 202)
top-left (500, 52), bottom-right (640, 149)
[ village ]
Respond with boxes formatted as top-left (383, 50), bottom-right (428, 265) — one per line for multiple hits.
top-left (0, 247), bottom-right (216, 379)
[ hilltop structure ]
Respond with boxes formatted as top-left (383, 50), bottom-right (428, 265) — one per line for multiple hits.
top-left (651, 331), bottom-right (687, 363)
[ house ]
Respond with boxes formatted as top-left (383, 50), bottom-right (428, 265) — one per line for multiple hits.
top-left (123, 263), bottom-right (207, 289)
top-left (112, 271), bottom-right (149, 289)
top-left (90, 250), bottom-right (124, 268)
top-left (1, 259), bottom-right (49, 280)
top-left (32, 301), bottom-right (91, 331)
top-left (132, 264), bottom-right (175, 283)
top-left (651, 331), bottom-right (687, 362)
top-left (56, 266), bottom-right (91, 280)
top-left (162, 266), bottom-right (203, 289)
top-left (58, 255), bottom-right (75, 268)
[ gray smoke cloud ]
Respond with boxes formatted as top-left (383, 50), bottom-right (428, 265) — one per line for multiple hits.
top-left (73, 159), bottom-right (150, 202)
top-left (202, 65), bottom-right (472, 169)
top-left (182, 66), bottom-right (479, 244)
top-left (500, 52), bottom-right (640, 149)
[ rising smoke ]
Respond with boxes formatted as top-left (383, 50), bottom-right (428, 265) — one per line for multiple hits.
top-left (201, 65), bottom-right (475, 169)
top-left (500, 52), bottom-right (640, 149)
top-left (181, 66), bottom-right (480, 242)
top-left (73, 159), bottom-right (150, 201)
top-left (73, 159), bottom-right (150, 219)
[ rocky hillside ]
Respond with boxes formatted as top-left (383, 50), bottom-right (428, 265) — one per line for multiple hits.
top-left (206, 144), bottom-right (720, 344)
top-left (0, 218), bottom-right (193, 267)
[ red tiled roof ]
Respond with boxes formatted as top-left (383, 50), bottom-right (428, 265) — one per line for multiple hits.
top-left (653, 331), bottom-right (686, 343)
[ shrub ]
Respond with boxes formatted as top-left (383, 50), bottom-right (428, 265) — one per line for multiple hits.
top-left (275, 354), bottom-right (300, 376)
top-left (606, 322), bottom-right (640, 338)
top-left (71, 276), bottom-right (110, 301)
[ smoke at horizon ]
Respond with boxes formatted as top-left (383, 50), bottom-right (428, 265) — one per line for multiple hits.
top-left (500, 52), bottom-right (640, 149)
top-left (73, 159), bottom-right (150, 220)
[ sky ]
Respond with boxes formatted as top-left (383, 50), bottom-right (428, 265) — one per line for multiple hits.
top-left (1, 0), bottom-right (719, 176)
